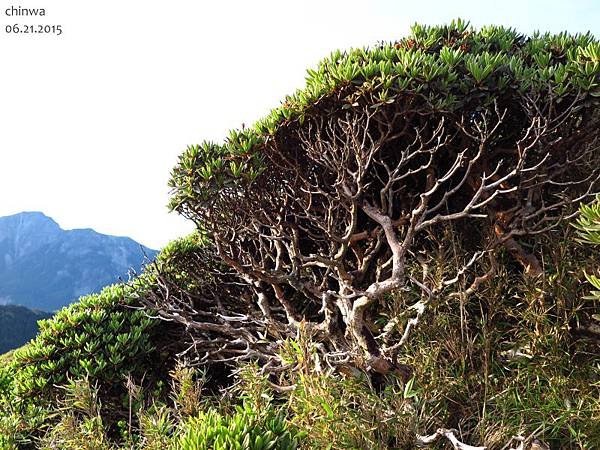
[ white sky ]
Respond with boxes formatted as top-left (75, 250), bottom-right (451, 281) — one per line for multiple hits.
top-left (1, 0), bottom-right (598, 249)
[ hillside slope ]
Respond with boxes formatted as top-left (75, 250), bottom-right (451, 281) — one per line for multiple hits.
top-left (0, 305), bottom-right (52, 354)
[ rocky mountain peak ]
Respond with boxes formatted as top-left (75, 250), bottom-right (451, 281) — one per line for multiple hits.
top-left (0, 212), bottom-right (158, 311)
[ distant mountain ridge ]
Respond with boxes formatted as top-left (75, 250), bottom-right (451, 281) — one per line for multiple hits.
top-left (0, 212), bottom-right (158, 311)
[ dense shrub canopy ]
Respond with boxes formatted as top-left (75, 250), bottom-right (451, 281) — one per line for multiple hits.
top-left (170, 20), bottom-right (600, 213)
top-left (167, 21), bottom-right (600, 373)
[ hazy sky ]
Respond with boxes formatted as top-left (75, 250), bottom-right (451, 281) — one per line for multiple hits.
top-left (1, 0), bottom-right (598, 249)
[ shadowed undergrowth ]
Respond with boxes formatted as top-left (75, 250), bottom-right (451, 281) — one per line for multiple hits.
top-left (1, 215), bottom-right (598, 449)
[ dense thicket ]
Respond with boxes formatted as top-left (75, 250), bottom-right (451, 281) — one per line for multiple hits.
top-left (0, 242), bottom-right (188, 447)
top-left (167, 21), bottom-right (600, 374)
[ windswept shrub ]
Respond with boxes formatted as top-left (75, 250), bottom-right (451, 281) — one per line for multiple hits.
top-left (167, 20), bottom-right (600, 377)
top-left (2, 20), bottom-right (600, 450)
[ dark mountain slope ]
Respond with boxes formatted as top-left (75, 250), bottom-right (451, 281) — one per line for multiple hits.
top-left (0, 305), bottom-right (52, 354)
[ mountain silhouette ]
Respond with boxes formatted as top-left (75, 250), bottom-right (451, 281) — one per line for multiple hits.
top-left (0, 212), bottom-right (157, 311)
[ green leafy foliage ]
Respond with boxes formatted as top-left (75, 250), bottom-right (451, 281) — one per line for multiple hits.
top-left (9, 280), bottom-right (157, 397)
top-left (0, 273), bottom-right (168, 445)
top-left (2, 20), bottom-right (600, 449)
top-left (34, 364), bottom-right (303, 450)
top-left (39, 378), bottom-right (112, 450)
top-left (169, 20), bottom-right (599, 218)
top-left (386, 223), bottom-right (600, 448)
top-left (576, 195), bottom-right (600, 246)
top-left (575, 195), bottom-right (600, 299)
top-left (274, 338), bottom-right (415, 450)
top-left (175, 404), bottom-right (301, 450)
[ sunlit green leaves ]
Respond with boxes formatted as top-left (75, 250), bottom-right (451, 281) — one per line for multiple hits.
top-left (574, 195), bottom-right (600, 301)
top-left (169, 21), bottom-right (600, 219)
top-left (0, 274), bottom-right (162, 443)
top-left (176, 402), bottom-right (302, 450)
top-left (575, 195), bottom-right (600, 245)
